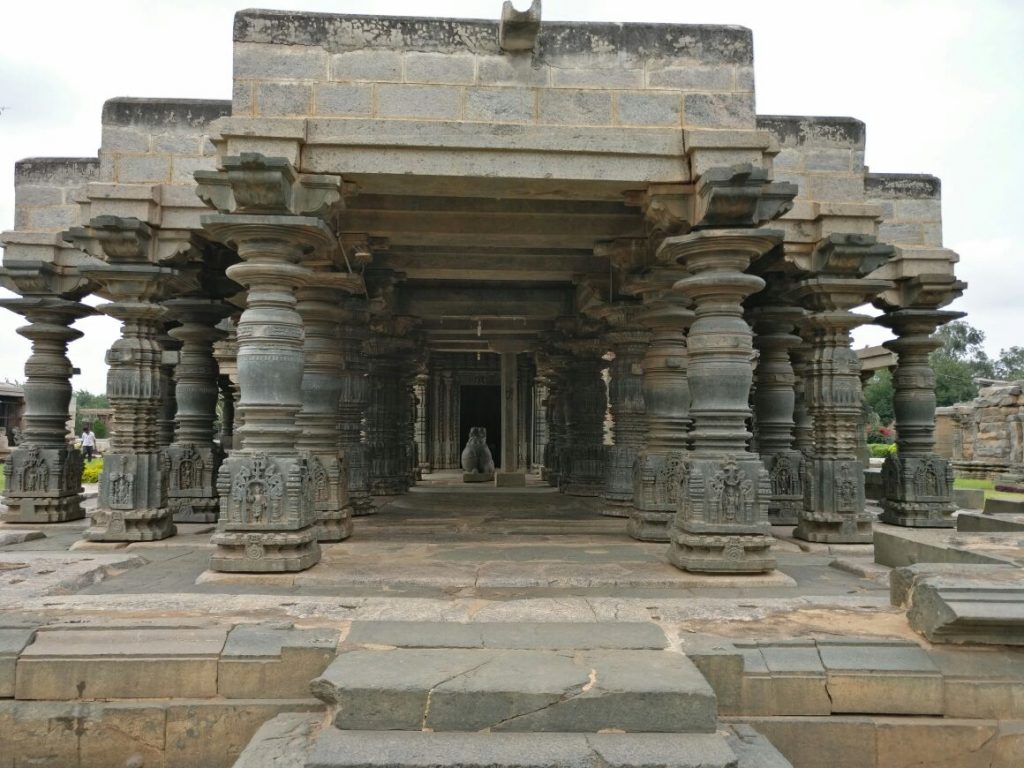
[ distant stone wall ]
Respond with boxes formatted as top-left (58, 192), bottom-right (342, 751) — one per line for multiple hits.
top-left (937, 381), bottom-right (1024, 479)
top-left (13, 158), bottom-right (100, 233)
top-left (865, 173), bottom-right (943, 248)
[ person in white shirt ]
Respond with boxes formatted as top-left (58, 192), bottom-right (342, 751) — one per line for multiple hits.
top-left (81, 426), bottom-right (96, 461)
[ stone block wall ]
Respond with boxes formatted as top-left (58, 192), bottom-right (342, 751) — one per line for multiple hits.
top-left (12, 158), bottom-right (100, 233)
top-left (937, 381), bottom-right (1024, 479)
top-left (865, 173), bottom-right (943, 248)
top-left (231, 11), bottom-right (755, 132)
top-left (759, 115), bottom-right (868, 206)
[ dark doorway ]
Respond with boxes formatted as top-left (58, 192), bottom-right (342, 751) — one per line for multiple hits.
top-left (459, 385), bottom-right (501, 467)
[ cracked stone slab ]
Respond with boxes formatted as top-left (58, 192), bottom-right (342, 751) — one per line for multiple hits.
top-left (0, 551), bottom-right (147, 600)
top-left (306, 730), bottom-right (742, 768)
top-left (311, 648), bottom-right (716, 733)
top-left (343, 621), bottom-right (667, 650)
top-left (816, 640), bottom-right (943, 715)
top-left (16, 626), bottom-right (229, 699)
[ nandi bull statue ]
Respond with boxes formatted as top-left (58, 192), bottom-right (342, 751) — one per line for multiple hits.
top-left (461, 426), bottom-right (495, 481)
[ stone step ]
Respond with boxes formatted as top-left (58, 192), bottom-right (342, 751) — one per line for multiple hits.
top-left (311, 647), bottom-right (717, 733)
top-left (233, 717), bottom-right (795, 768)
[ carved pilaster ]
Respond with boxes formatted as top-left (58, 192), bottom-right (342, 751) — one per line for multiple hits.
top-left (791, 235), bottom-right (894, 543)
top-left (557, 337), bottom-right (608, 497)
top-left (365, 326), bottom-right (418, 496)
top-left (296, 275), bottom-right (362, 542)
top-left (163, 298), bottom-right (232, 524)
top-left (156, 328), bottom-right (180, 451)
top-left (623, 278), bottom-right (694, 541)
top-left (877, 309), bottom-right (963, 527)
top-left (665, 229), bottom-right (781, 573)
top-left (536, 353), bottom-right (569, 486)
top-left (337, 296), bottom-right (373, 515)
top-left (0, 298), bottom-right (94, 523)
top-left (749, 306), bottom-right (805, 525)
top-left (597, 305), bottom-right (649, 516)
top-left (196, 153), bottom-right (348, 572)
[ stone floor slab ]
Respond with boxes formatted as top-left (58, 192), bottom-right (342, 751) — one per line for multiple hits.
top-left (817, 642), bottom-right (944, 715)
top-left (220, 624), bottom-right (340, 698)
top-left (343, 620), bottom-right (667, 650)
top-left (311, 647), bottom-right (717, 733)
top-left (874, 525), bottom-right (1024, 568)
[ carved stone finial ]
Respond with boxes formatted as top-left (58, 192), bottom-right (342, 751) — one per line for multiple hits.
top-left (499, 0), bottom-right (542, 52)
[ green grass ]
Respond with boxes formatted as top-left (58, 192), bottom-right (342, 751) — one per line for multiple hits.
top-left (0, 464), bottom-right (4, 493)
top-left (954, 477), bottom-right (1024, 501)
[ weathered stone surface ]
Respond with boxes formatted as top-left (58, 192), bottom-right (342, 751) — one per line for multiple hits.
top-left (956, 511), bottom-right (1024, 532)
top-left (16, 626), bottom-right (228, 699)
top-left (874, 525), bottom-right (1024, 568)
top-left (219, 624), bottom-right (339, 698)
top-left (311, 648), bottom-right (717, 733)
top-left (0, 627), bottom-right (35, 697)
top-left (343, 621), bottom-right (667, 650)
top-left (306, 731), bottom-right (742, 768)
top-left (233, 711), bottom-right (321, 768)
top-left (953, 487), bottom-right (985, 509)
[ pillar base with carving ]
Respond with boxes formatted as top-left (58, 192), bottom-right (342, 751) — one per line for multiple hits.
top-left (562, 445), bottom-right (607, 497)
top-left (1, 446), bottom-right (85, 524)
top-left (211, 453), bottom-right (321, 572)
top-left (668, 456), bottom-right (776, 573)
top-left (310, 453), bottom-right (354, 542)
top-left (765, 450), bottom-right (805, 526)
top-left (602, 444), bottom-right (636, 517)
top-left (627, 450), bottom-right (686, 542)
top-left (86, 453), bottom-right (176, 541)
top-left (794, 457), bottom-right (872, 543)
top-left (879, 454), bottom-right (956, 527)
top-left (347, 444), bottom-right (375, 515)
top-left (166, 443), bottom-right (221, 524)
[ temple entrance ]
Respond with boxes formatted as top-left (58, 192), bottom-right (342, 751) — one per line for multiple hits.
top-left (459, 385), bottom-right (501, 468)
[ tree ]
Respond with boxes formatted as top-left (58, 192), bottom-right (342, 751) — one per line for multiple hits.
top-left (995, 346), bottom-right (1024, 380)
top-left (864, 369), bottom-right (894, 423)
top-left (73, 389), bottom-right (110, 433)
top-left (928, 320), bottom-right (995, 407)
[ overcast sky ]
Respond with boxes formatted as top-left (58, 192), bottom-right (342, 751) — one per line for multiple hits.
top-left (1, 0), bottom-right (1021, 394)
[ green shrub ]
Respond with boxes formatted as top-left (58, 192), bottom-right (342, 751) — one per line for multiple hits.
top-left (81, 458), bottom-right (104, 484)
top-left (869, 443), bottom-right (897, 459)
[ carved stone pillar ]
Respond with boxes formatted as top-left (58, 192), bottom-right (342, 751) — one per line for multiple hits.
top-left (218, 375), bottom-right (236, 451)
top-left (791, 252), bottom-right (893, 543)
top-left (196, 153), bottom-right (348, 572)
top-left (791, 340), bottom-right (815, 458)
top-left (414, 368), bottom-right (430, 476)
top-left (599, 307), bottom-right (649, 517)
top-left (156, 328), bottom-right (180, 451)
top-left (665, 229), bottom-right (780, 573)
top-left (537, 355), bottom-right (568, 486)
top-left (365, 328), bottom-right (417, 495)
top-left (749, 306), bottom-right (805, 526)
top-left (338, 296), bottom-right (373, 515)
top-left (533, 376), bottom-right (549, 470)
top-left (559, 339), bottom-right (608, 496)
top-left (296, 275), bottom-right (362, 543)
top-left (626, 284), bottom-right (694, 541)
top-left (857, 367), bottom-right (875, 468)
top-left (0, 298), bottom-right (94, 523)
top-left (163, 298), bottom-right (232, 524)
top-left (517, 354), bottom-right (534, 473)
top-left (877, 309), bottom-right (963, 527)
top-left (66, 217), bottom-right (181, 542)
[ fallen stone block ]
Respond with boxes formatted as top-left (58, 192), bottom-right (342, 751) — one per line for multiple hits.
top-left (873, 525), bottom-right (1023, 568)
top-left (984, 497), bottom-right (1024, 515)
top-left (891, 563), bottom-right (1024, 645)
top-left (953, 488), bottom-right (985, 509)
top-left (0, 529), bottom-right (45, 547)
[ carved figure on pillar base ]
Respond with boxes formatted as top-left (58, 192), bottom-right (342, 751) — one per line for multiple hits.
top-left (880, 455), bottom-right (955, 525)
top-left (668, 457), bottom-right (775, 572)
top-left (628, 450), bottom-right (687, 540)
top-left (165, 442), bottom-right (220, 523)
top-left (212, 452), bottom-right (319, 572)
top-left (89, 452), bottom-right (175, 541)
top-left (3, 446), bottom-right (84, 524)
top-left (795, 457), bottom-right (871, 542)
top-left (765, 452), bottom-right (805, 526)
top-left (308, 452), bottom-right (354, 543)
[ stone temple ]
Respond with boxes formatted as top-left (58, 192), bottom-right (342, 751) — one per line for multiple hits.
top-left (1, 6), bottom-right (1020, 768)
